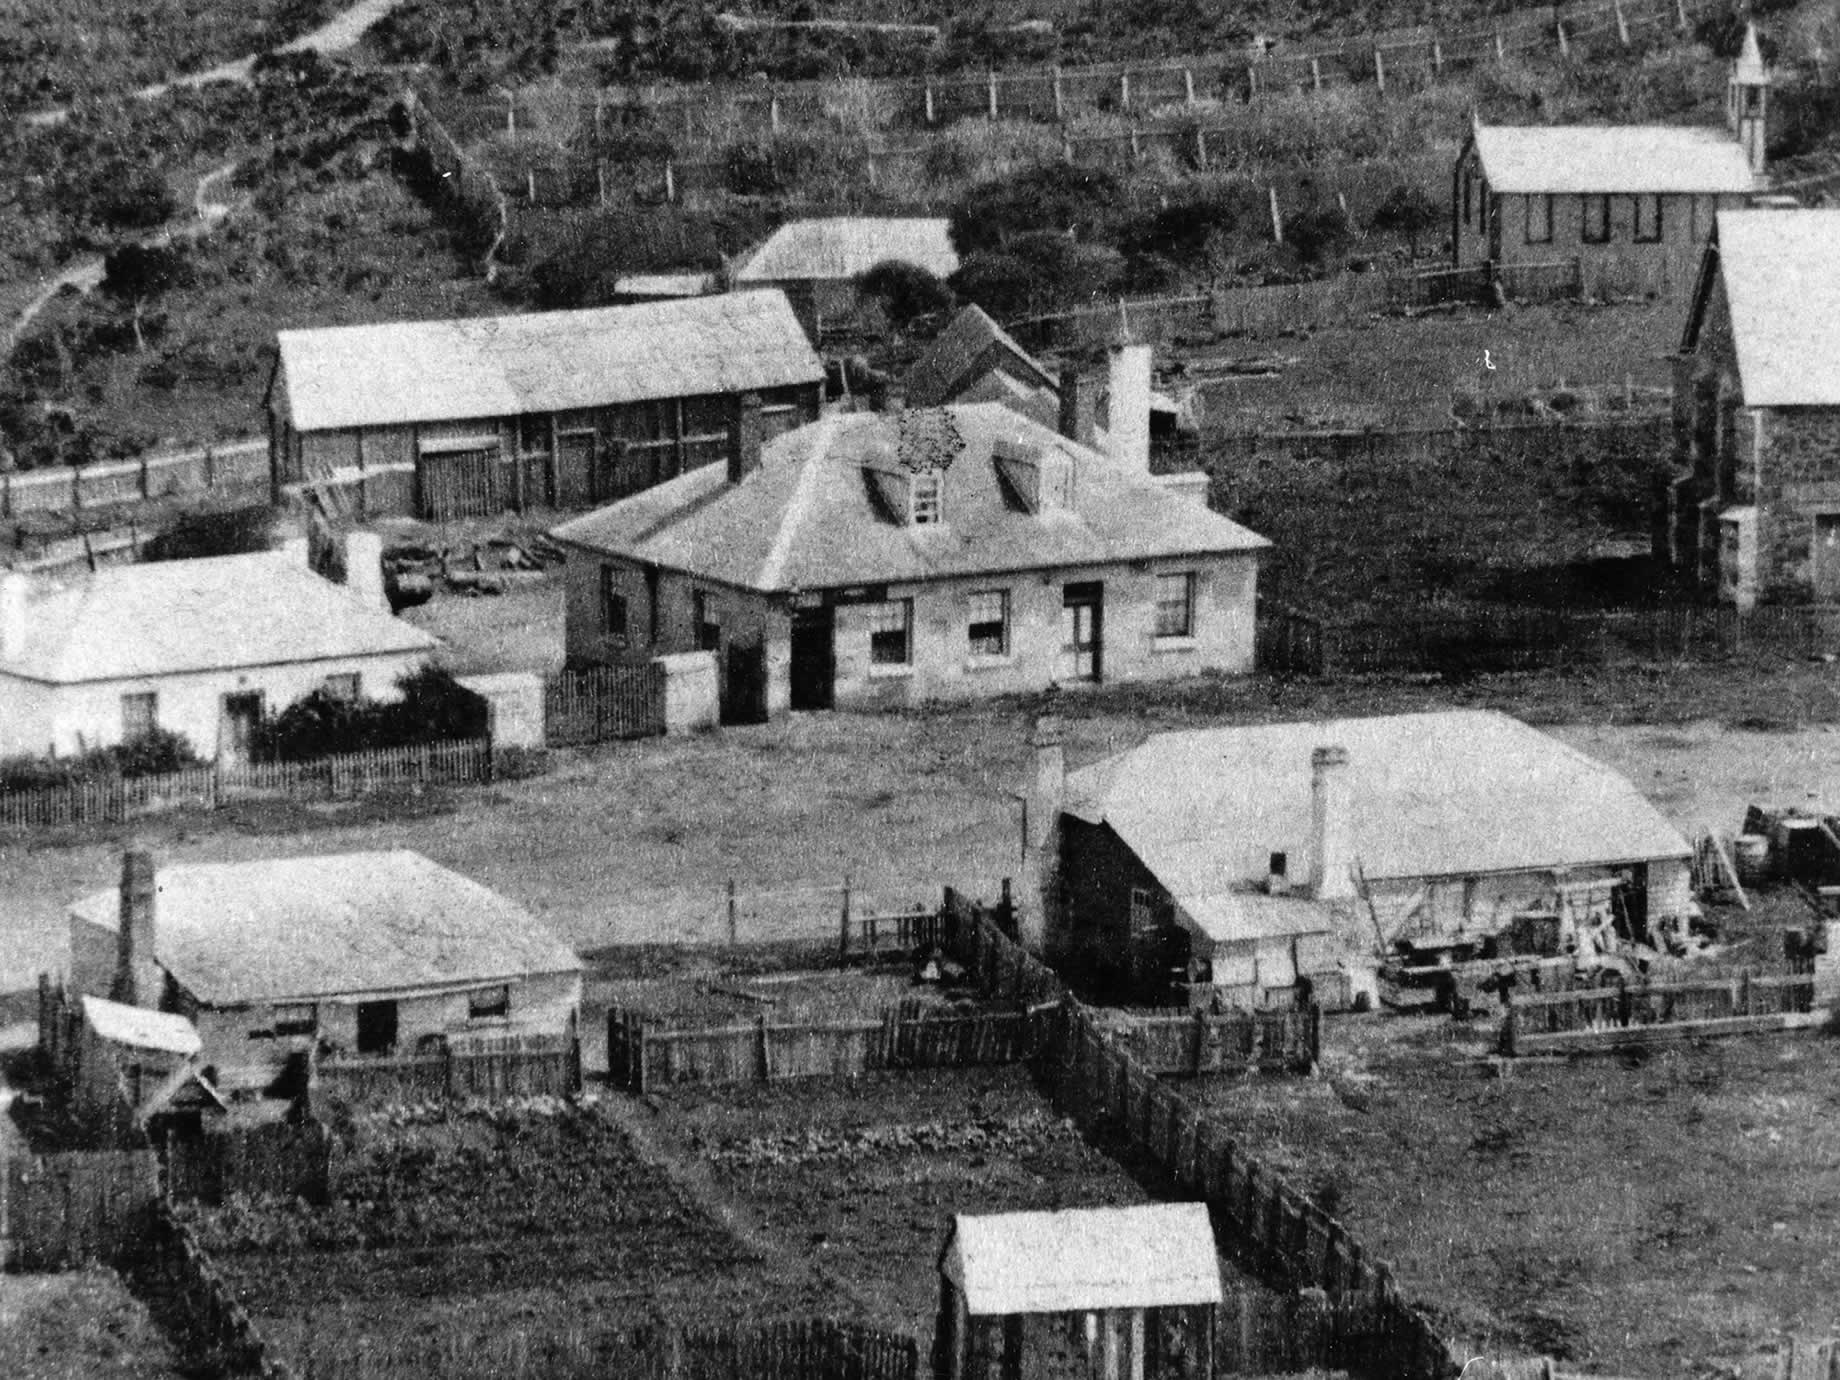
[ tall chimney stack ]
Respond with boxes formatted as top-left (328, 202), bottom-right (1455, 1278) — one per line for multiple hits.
top-left (112, 850), bottom-right (161, 1008)
top-left (1057, 363), bottom-right (1086, 443)
top-left (1104, 343), bottom-right (1153, 473)
top-left (1309, 746), bottom-right (1355, 901)
top-left (341, 531), bottom-right (389, 612)
top-left (1018, 716), bottom-right (1065, 954)
top-left (727, 391), bottom-right (765, 485)
top-left (0, 573), bottom-right (27, 666)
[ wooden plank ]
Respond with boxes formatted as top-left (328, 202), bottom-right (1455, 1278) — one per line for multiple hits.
top-left (1515, 1010), bottom-right (1825, 1054)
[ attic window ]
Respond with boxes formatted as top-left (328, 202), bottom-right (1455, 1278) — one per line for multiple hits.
top-left (909, 472), bottom-right (943, 526)
top-left (468, 985), bottom-right (510, 1020)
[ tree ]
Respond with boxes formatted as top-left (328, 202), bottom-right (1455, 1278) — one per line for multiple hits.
top-left (856, 260), bottom-right (955, 331)
top-left (1283, 206), bottom-right (1353, 271)
top-left (101, 243), bottom-right (192, 352)
top-left (948, 162), bottom-right (1125, 257)
top-left (1369, 185), bottom-right (1442, 259)
top-left (951, 233), bottom-right (1126, 321)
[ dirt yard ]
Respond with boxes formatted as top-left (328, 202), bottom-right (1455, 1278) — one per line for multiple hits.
top-left (1189, 1014), bottom-right (1840, 1378)
top-left (3, 676), bottom-right (1839, 994)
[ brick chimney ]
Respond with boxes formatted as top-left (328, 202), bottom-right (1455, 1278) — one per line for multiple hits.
top-left (341, 531), bottom-right (388, 611)
top-left (1309, 746), bottom-right (1355, 901)
top-left (1104, 343), bottom-right (1153, 473)
top-left (1018, 716), bottom-right (1065, 954)
top-left (727, 391), bottom-right (764, 485)
top-left (112, 850), bottom-right (161, 1008)
top-left (1058, 363), bottom-right (1087, 443)
top-left (1, 572), bottom-right (27, 666)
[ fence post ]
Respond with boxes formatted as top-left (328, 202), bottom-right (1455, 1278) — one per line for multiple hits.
top-left (664, 160), bottom-right (676, 203)
top-left (756, 1013), bottom-right (771, 1083)
top-left (1183, 67), bottom-right (1195, 103)
top-left (1052, 68), bottom-right (1064, 120)
top-left (924, 81), bottom-right (935, 124)
top-left (769, 92), bottom-right (782, 134)
top-left (1495, 29), bottom-right (1506, 61)
top-left (1614, 0), bottom-right (1630, 45)
top-left (1373, 47), bottom-right (1386, 92)
top-left (1675, 0), bottom-right (1688, 30)
top-left (1194, 127), bottom-right (1209, 169)
top-left (727, 879), bottom-right (739, 946)
top-left (840, 876), bottom-right (852, 960)
top-left (1310, 57), bottom-right (1322, 91)
top-left (1555, 19), bottom-right (1571, 58)
top-left (1119, 72), bottom-right (1131, 111)
top-left (1269, 186), bottom-right (1284, 244)
top-left (987, 70), bottom-right (999, 119)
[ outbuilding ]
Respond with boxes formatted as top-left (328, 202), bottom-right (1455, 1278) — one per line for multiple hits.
top-left (67, 850), bottom-right (584, 1096)
top-left (936, 1203), bottom-right (1223, 1380)
top-left (731, 217), bottom-right (960, 342)
top-left (267, 292), bottom-right (824, 521)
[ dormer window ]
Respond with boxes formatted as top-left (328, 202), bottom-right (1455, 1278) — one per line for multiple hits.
top-left (910, 472), bottom-right (943, 526)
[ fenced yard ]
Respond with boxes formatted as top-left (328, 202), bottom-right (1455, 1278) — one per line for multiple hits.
top-left (544, 663), bottom-right (666, 744)
top-left (1100, 1007), bottom-right (1319, 1076)
top-left (1500, 972), bottom-right (1825, 1055)
top-left (0, 738), bottom-right (494, 832)
top-left (314, 1031), bottom-right (583, 1105)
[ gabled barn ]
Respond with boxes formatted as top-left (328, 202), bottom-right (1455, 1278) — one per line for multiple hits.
top-left (732, 217), bottom-right (960, 342)
top-left (267, 293), bottom-right (824, 521)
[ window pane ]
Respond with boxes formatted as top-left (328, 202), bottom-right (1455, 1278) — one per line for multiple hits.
top-left (121, 693), bottom-right (157, 740)
top-left (1525, 195), bottom-right (1551, 244)
top-left (1154, 573), bottom-right (1194, 638)
top-left (600, 567), bottom-right (628, 644)
top-left (968, 590), bottom-right (1008, 656)
top-left (322, 674), bottom-right (360, 701)
top-left (468, 985), bottom-right (510, 1019)
top-left (910, 473), bottom-right (943, 526)
top-left (1634, 195), bottom-right (1662, 243)
top-left (1582, 195), bottom-right (1609, 243)
top-left (868, 600), bottom-right (912, 664)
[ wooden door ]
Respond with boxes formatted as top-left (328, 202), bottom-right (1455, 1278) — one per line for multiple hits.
top-left (418, 447), bottom-right (501, 521)
top-left (789, 607), bottom-right (834, 711)
top-left (554, 431), bottom-right (596, 509)
top-left (217, 692), bottom-right (264, 766)
top-left (1061, 582), bottom-right (1104, 682)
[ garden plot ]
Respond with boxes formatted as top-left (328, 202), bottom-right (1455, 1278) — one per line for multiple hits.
top-left (1184, 1015), bottom-right (1840, 1378)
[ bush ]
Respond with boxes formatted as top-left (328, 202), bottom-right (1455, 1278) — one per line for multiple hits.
top-left (1283, 205), bottom-right (1354, 271)
top-left (856, 260), bottom-right (954, 330)
top-left (948, 162), bottom-right (1127, 256)
top-left (0, 728), bottom-right (204, 793)
top-left (141, 505), bottom-right (277, 562)
top-left (252, 666), bottom-right (488, 762)
top-left (951, 233), bottom-right (1127, 321)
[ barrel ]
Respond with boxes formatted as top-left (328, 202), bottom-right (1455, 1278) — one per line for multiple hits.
top-left (1734, 832), bottom-right (1772, 886)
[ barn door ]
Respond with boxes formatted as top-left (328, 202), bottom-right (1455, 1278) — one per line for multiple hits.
top-left (553, 431), bottom-right (597, 509)
top-left (418, 447), bottom-right (502, 521)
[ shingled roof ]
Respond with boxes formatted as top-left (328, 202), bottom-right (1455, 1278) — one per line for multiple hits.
top-left (276, 292), bottom-right (823, 433)
top-left (0, 551), bottom-right (437, 685)
top-left (68, 851), bottom-right (582, 1006)
top-left (550, 403), bottom-right (1267, 591)
top-left (904, 304), bottom-right (1056, 409)
top-left (733, 217), bottom-right (960, 283)
top-left (1064, 710), bottom-right (1691, 888)
top-left (1471, 123), bottom-right (1758, 195)
top-left (1695, 209), bottom-right (1840, 406)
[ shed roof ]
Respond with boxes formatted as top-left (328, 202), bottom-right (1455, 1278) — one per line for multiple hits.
top-left (943, 1204), bottom-right (1221, 1316)
top-left (1471, 124), bottom-right (1758, 194)
top-left (0, 551), bottom-right (437, 684)
top-left (733, 217), bottom-right (960, 284)
top-left (550, 403), bottom-right (1267, 590)
top-left (1705, 210), bottom-right (1840, 406)
top-left (1064, 711), bottom-right (1690, 888)
top-left (905, 304), bottom-right (1056, 408)
top-left (68, 850), bottom-right (582, 1006)
top-left (81, 996), bottom-right (202, 1056)
top-left (276, 292), bottom-right (823, 433)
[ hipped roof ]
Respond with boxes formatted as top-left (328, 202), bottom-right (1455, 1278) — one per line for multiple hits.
top-left (277, 292), bottom-right (823, 433)
top-left (733, 217), bottom-right (960, 283)
top-left (1471, 124), bottom-right (1757, 194)
top-left (943, 1204), bottom-right (1221, 1316)
top-left (1703, 210), bottom-right (1840, 406)
top-left (550, 403), bottom-right (1267, 591)
top-left (0, 551), bottom-right (436, 684)
top-left (69, 850), bottom-right (582, 1006)
top-left (1064, 710), bottom-right (1690, 888)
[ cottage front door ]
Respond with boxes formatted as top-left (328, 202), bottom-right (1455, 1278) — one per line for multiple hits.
top-left (1060, 583), bottom-right (1103, 682)
top-left (217, 692), bottom-right (264, 766)
top-left (788, 607), bottom-right (835, 711)
top-left (1815, 515), bottom-right (1840, 601)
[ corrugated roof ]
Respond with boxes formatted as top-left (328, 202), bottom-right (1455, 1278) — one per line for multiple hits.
top-left (277, 292), bottom-right (823, 433)
top-left (550, 403), bottom-right (1267, 589)
top-left (733, 218), bottom-right (960, 283)
top-left (944, 1204), bottom-right (1221, 1316)
top-left (68, 850), bottom-right (583, 1006)
top-left (905, 304), bottom-right (1056, 408)
top-left (1063, 711), bottom-right (1690, 889)
top-left (81, 996), bottom-right (201, 1056)
top-left (0, 551), bottom-right (438, 684)
top-left (1472, 124), bottom-right (1758, 194)
top-left (1711, 209), bottom-right (1840, 406)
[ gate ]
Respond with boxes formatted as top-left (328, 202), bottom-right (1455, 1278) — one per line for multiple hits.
top-left (418, 447), bottom-right (504, 521)
top-left (543, 663), bottom-right (666, 744)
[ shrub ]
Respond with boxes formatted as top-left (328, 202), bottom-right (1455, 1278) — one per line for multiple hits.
top-left (948, 162), bottom-right (1127, 256)
top-left (252, 666), bottom-right (488, 762)
top-left (0, 729), bottom-right (205, 793)
top-left (1283, 205), bottom-right (1354, 271)
top-left (857, 260), bottom-right (954, 330)
top-left (142, 505), bottom-right (277, 562)
top-left (1368, 184), bottom-right (1441, 257)
top-left (951, 233), bottom-right (1127, 321)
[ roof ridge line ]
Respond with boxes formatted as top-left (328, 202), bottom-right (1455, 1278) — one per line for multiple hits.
top-left (757, 418), bottom-right (839, 590)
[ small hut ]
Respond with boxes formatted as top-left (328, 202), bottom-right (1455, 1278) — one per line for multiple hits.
top-left (936, 1203), bottom-right (1222, 1380)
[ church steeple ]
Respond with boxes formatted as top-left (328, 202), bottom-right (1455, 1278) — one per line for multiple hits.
top-left (1728, 22), bottom-right (1771, 177)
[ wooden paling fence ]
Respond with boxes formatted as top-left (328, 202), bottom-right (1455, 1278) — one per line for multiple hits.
top-left (544, 663), bottom-right (667, 744)
top-left (161, 1119), bottom-right (333, 1207)
top-left (0, 739), bottom-right (494, 832)
top-left (313, 1032), bottom-right (582, 1106)
top-left (1, 1149), bottom-right (161, 1271)
top-left (608, 997), bottom-right (1040, 1093)
top-left (132, 1204), bottom-right (292, 1376)
top-left (1500, 973), bottom-right (1824, 1056)
top-left (1101, 1006), bottom-right (1320, 1075)
top-left (290, 1316), bottom-right (919, 1380)
top-left (0, 438), bottom-right (266, 518)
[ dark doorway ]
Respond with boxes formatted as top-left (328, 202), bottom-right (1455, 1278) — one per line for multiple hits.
top-left (218, 692), bottom-right (264, 766)
top-left (1061, 581), bottom-right (1104, 682)
top-left (356, 1000), bottom-right (398, 1055)
top-left (721, 643), bottom-right (769, 725)
top-left (789, 607), bottom-right (835, 711)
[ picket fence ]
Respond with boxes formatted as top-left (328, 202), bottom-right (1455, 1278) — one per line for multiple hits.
top-left (0, 1148), bottom-right (162, 1270)
top-left (513, 0), bottom-right (1722, 139)
top-left (543, 662), bottom-right (667, 744)
top-left (160, 1119), bottom-right (334, 1207)
top-left (313, 1032), bottom-right (582, 1106)
top-left (287, 1316), bottom-right (920, 1380)
top-left (607, 998), bottom-right (1039, 1092)
top-left (0, 438), bottom-right (266, 518)
top-left (1257, 602), bottom-right (1840, 678)
top-left (0, 739), bottom-right (493, 832)
top-left (1102, 1007), bottom-right (1319, 1075)
top-left (1500, 973), bottom-right (1823, 1056)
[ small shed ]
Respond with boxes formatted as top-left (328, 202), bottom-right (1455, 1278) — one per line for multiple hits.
top-left (936, 1203), bottom-right (1222, 1380)
top-left (75, 995), bottom-right (224, 1138)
